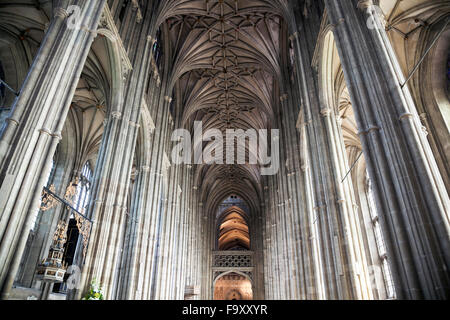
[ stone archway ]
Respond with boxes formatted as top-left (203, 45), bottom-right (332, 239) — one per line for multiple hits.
top-left (213, 272), bottom-right (253, 301)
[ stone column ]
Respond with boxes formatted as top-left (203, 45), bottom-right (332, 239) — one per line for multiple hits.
top-left (283, 44), bottom-right (323, 299)
top-left (77, 7), bottom-right (159, 298)
top-left (0, 1), bottom-right (106, 299)
top-left (192, 184), bottom-right (203, 299)
top-left (267, 175), bottom-right (284, 299)
top-left (115, 71), bottom-right (161, 300)
top-left (325, 0), bottom-right (450, 299)
top-left (300, 134), bottom-right (327, 299)
top-left (157, 129), bottom-right (179, 299)
top-left (277, 95), bottom-right (297, 299)
top-left (142, 93), bottom-right (183, 300)
top-left (183, 167), bottom-right (196, 299)
top-left (290, 5), bottom-right (373, 299)
top-left (140, 90), bottom-right (173, 300)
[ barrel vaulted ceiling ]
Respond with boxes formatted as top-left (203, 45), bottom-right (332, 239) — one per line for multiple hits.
top-left (218, 210), bottom-right (250, 250)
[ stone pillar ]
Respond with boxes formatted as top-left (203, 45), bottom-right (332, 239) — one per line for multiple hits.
top-left (138, 89), bottom-right (172, 300)
top-left (141, 94), bottom-right (179, 300)
top-left (183, 167), bottom-right (196, 299)
top-left (300, 133), bottom-right (327, 300)
top-left (267, 174), bottom-right (284, 299)
top-left (290, 5), bottom-right (374, 299)
top-left (277, 95), bottom-right (297, 299)
top-left (282, 39), bottom-right (324, 298)
top-left (324, 0), bottom-right (450, 299)
top-left (0, 1), bottom-right (106, 299)
top-left (77, 6), bottom-right (159, 298)
top-left (115, 70), bottom-right (161, 300)
top-left (157, 128), bottom-right (179, 299)
top-left (193, 185), bottom-right (203, 299)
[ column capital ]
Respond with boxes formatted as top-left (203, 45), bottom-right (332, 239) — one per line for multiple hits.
top-left (289, 32), bottom-right (299, 42)
top-left (357, 0), bottom-right (374, 11)
top-left (320, 108), bottom-right (332, 117)
top-left (51, 132), bottom-right (63, 141)
top-left (357, 125), bottom-right (380, 136)
top-left (39, 128), bottom-right (52, 136)
top-left (129, 120), bottom-right (140, 128)
top-left (399, 112), bottom-right (414, 121)
top-left (54, 7), bottom-right (69, 19)
top-left (5, 118), bottom-right (19, 126)
top-left (111, 111), bottom-right (122, 120)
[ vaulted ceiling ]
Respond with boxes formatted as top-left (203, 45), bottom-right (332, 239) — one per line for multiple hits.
top-left (218, 210), bottom-right (250, 250)
top-left (161, 0), bottom-right (287, 213)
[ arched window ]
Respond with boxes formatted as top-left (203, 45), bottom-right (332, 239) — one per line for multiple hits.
top-left (73, 162), bottom-right (93, 214)
top-left (153, 29), bottom-right (162, 69)
top-left (32, 158), bottom-right (56, 231)
top-left (366, 172), bottom-right (396, 299)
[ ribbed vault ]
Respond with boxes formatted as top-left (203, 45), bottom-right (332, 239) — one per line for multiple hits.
top-left (218, 209), bottom-right (250, 250)
top-left (162, 0), bottom-right (286, 214)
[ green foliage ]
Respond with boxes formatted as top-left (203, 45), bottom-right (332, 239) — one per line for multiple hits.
top-left (82, 278), bottom-right (104, 300)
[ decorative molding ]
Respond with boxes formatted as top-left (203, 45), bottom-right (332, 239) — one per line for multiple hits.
top-left (54, 7), bottom-right (69, 19)
top-left (358, 125), bottom-right (380, 136)
top-left (39, 128), bottom-right (52, 136)
top-left (399, 112), bottom-right (414, 121)
top-left (131, 0), bottom-right (143, 23)
top-left (5, 118), bottom-right (19, 126)
top-left (311, 8), bottom-right (330, 69)
top-left (98, 6), bottom-right (133, 76)
top-left (289, 32), bottom-right (298, 42)
top-left (111, 111), bottom-right (122, 120)
top-left (330, 18), bottom-right (346, 30)
top-left (141, 97), bottom-right (156, 135)
top-left (129, 120), bottom-right (140, 128)
top-left (51, 132), bottom-right (63, 140)
top-left (279, 94), bottom-right (288, 102)
top-left (162, 152), bottom-right (171, 176)
top-left (320, 108), bottom-right (332, 117)
top-left (357, 0), bottom-right (374, 11)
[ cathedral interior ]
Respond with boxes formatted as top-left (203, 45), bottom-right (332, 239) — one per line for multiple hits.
top-left (0, 0), bottom-right (449, 300)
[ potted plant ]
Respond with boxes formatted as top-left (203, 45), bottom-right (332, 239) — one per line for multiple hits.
top-left (82, 279), bottom-right (104, 300)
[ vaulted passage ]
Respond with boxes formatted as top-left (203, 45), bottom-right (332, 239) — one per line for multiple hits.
top-left (218, 209), bottom-right (250, 251)
top-left (0, 0), bottom-right (449, 301)
top-left (214, 273), bottom-right (253, 300)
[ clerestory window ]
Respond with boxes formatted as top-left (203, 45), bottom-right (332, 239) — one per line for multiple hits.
top-left (366, 172), bottom-right (396, 299)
